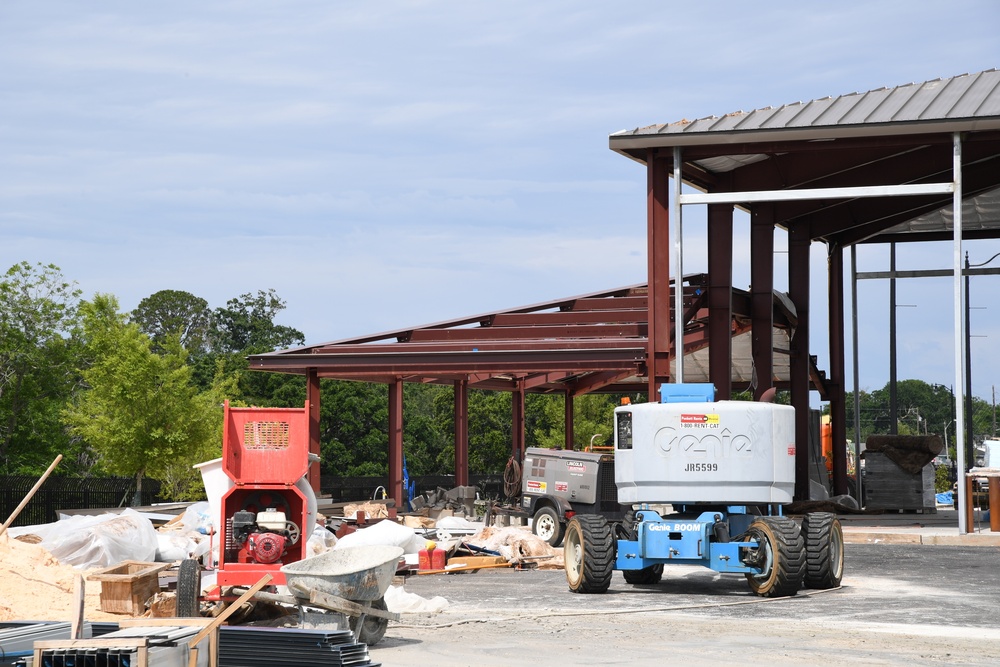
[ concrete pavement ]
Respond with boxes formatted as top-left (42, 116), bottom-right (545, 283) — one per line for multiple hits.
top-left (837, 506), bottom-right (1000, 546)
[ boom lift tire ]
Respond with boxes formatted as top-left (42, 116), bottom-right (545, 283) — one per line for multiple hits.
top-left (531, 505), bottom-right (565, 547)
top-left (350, 596), bottom-right (389, 646)
top-left (176, 558), bottom-right (202, 617)
top-left (622, 563), bottom-right (664, 585)
top-left (801, 512), bottom-right (844, 589)
top-left (743, 516), bottom-right (805, 598)
top-left (564, 515), bottom-right (614, 594)
top-left (619, 507), bottom-right (663, 585)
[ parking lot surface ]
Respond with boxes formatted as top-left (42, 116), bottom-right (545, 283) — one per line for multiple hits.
top-left (374, 541), bottom-right (1000, 666)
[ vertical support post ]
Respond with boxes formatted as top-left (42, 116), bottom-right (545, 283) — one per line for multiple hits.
top-left (512, 379), bottom-right (525, 461)
top-left (788, 224), bottom-right (811, 501)
top-left (388, 378), bottom-right (404, 507)
top-left (672, 146), bottom-right (685, 383)
top-left (953, 132), bottom-right (968, 533)
top-left (889, 242), bottom-right (898, 434)
top-left (564, 391), bottom-right (575, 450)
top-left (707, 202), bottom-right (734, 399)
top-left (828, 244), bottom-right (848, 495)
top-left (306, 369), bottom-right (321, 494)
top-left (647, 151), bottom-right (672, 398)
top-left (453, 379), bottom-right (469, 487)
top-left (750, 205), bottom-right (774, 400)
top-left (851, 245), bottom-right (864, 504)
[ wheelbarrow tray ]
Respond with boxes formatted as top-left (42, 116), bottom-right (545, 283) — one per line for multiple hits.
top-left (280, 545), bottom-right (403, 602)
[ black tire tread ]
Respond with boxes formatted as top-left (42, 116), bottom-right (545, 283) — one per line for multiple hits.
top-left (623, 563), bottom-right (664, 585)
top-left (745, 516), bottom-right (805, 598)
top-left (176, 558), bottom-right (202, 617)
top-left (802, 512), bottom-right (844, 589)
top-left (566, 515), bottom-right (614, 594)
top-left (350, 596), bottom-right (389, 646)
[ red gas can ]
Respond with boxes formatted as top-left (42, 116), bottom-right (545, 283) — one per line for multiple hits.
top-left (419, 541), bottom-right (446, 570)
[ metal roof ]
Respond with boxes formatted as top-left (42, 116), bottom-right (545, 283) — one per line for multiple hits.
top-left (610, 69), bottom-right (1000, 247)
top-left (612, 69), bottom-right (1000, 148)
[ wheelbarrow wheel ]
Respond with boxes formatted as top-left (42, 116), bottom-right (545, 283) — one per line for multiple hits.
top-left (350, 597), bottom-right (388, 646)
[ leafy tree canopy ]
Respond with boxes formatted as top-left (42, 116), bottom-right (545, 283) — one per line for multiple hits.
top-left (0, 262), bottom-right (83, 473)
top-left (64, 294), bottom-right (219, 501)
top-left (131, 289), bottom-right (211, 354)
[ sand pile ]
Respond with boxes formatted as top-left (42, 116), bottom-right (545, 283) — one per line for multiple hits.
top-left (0, 534), bottom-right (126, 622)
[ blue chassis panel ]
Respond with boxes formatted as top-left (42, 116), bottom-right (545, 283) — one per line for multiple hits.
top-left (615, 508), bottom-right (766, 575)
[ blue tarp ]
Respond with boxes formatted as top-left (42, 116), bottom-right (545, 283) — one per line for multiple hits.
top-left (936, 491), bottom-right (953, 505)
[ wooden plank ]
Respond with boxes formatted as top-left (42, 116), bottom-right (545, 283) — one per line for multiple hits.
top-left (445, 556), bottom-right (507, 567)
top-left (0, 454), bottom-right (62, 537)
top-left (416, 561), bottom-right (513, 575)
top-left (306, 589), bottom-right (401, 622)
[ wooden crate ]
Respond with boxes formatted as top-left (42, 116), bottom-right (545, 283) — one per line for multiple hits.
top-left (87, 560), bottom-right (170, 615)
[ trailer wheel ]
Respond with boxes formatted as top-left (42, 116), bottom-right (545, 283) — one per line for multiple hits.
top-left (564, 515), bottom-right (614, 594)
top-left (743, 517), bottom-right (805, 598)
top-left (801, 512), bottom-right (844, 589)
top-left (176, 558), bottom-right (202, 617)
top-left (532, 506), bottom-right (565, 547)
top-left (350, 597), bottom-right (389, 646)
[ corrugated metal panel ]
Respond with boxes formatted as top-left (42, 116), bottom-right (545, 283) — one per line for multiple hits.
top-left (613, 69), bottom-right (1000, 138)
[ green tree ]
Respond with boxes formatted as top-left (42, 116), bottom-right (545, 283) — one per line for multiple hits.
top-left (131, 289), bottom-right (212, 354)
top-left (193, 289), bottom-right (306, 404)
top-left (0, 262), bottom-right (83, 474)
top-left (64, 295), bottom-right (219, 502)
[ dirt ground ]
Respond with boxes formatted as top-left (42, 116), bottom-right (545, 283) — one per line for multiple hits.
top-left (373, 543), bottom-right (1000, 666)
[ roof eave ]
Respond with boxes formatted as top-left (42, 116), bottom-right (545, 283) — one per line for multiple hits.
top-left (609, 118), bottom-right (1000, 163)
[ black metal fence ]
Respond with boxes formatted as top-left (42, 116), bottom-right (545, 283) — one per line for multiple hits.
top-left (321, 473), bottom-right (505, 504)
top-left (0, 476), bottom-right (163, 528)
top-left (0, 472), bottom-right (501, 527)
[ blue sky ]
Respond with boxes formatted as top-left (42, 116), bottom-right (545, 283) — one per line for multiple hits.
top-left (2, 1), bottom-right (999, 403)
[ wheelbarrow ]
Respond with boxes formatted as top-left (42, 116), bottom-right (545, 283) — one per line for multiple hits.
top-left (276, 545), bottom-right (403, 645)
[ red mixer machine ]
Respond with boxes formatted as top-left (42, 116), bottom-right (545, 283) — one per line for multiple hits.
top-left (216, 400), bottom-right (316, 587)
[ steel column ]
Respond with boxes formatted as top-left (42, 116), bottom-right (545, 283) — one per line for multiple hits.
top-left (707, 202), bottom-right (734, 398)
top-left (453, 379), bottom-right (469, 486)
top-left (512, 380), bottom-right (525, 460)
top-left (788, 225), bottom-right (811, 501)
top-left (388, 378), bottom-right (404, 506)
top-left (307, 369), bottom-right (321, 494)
top-left (828, 244), bottom-right (848, 495)
top-left (750, 205), bottom-right (774, 400)
top-left (564, 391), bottom-right (575, 450)
top-left (647, 151), bottom-right (672, 397)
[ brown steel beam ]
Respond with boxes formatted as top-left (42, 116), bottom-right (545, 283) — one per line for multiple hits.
top-left (313, 339), bottom-right (648, 355)
top-left (307, 369), bottom-right (321, 494)
top-left (648, 152), bottom-right (672, 396)
top-left (490, 310), bottom-right (651, 326)
top-left (408, 323), bottom-right (646, 341)
top-left (512, 379), bottom-right (525, 461)
top-left (454, 380), bottom-right (469, 486)
top-left (388, 378), bottom-right (404, 507)
top-left (788, 224), bottom-right (811, 501)
top-left (569, 295), bottom-right (648, 310)
top-left (827, 244), bottom-right (848, 495)
top-left (565, 392), bottom-right (574, 450)
top-left (751, 205), bottom-right (775, 400)
top-left (567, 370), bottom-right (637, 396)
top-left (708, 201), bottom-right (734, 398)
